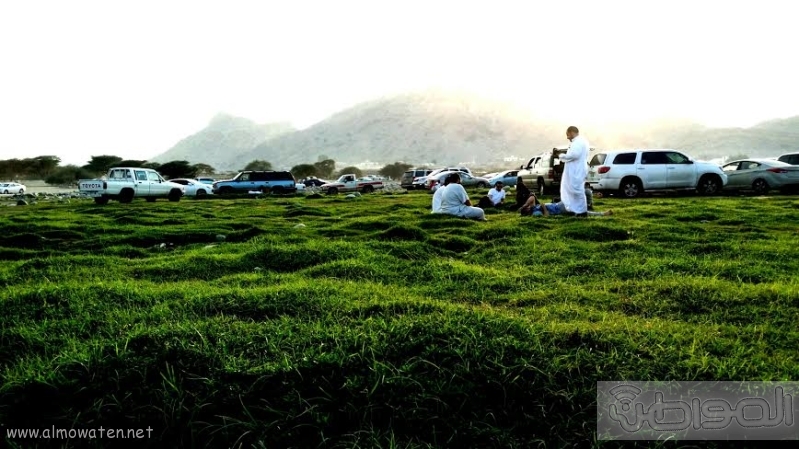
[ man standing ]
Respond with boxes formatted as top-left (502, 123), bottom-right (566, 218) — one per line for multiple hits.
top-left (439, 173), bottom-right (487, 221)
top-left (559, 126), bottom-right (590, 217)
top-left (477, 182), bottom-right (506, 209)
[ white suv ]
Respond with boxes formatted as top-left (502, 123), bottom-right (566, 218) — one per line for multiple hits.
top-left (587, 149), bottom-right (727, 198)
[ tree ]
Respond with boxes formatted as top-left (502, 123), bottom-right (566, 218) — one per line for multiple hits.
top-left (192, 163), bottom-right (216, 175)
top-left (157, 160), bottom-right (198, 179)
top-left (117, 160), bottom-right (148, 167)
top-left (142, 162), bottom-right (162, 170)
top-left (378, 162), bottom-right (413, 180)
top-left (313, 159), bottom-right (336, 178)
top-left (45, 165), bottom-right (94, 185)
top-left (317, 154), bottom-right (330, 162)
top-left (290, 164), bottom-right (318, 179)
top-left (337, 166), bottom-right (363, 178)
top-left (243, 160), bottom-right (273, 171)
top-left (30, 156), bottom-right (61, 179)
top-left (83, 155), bottom-right (124, 175)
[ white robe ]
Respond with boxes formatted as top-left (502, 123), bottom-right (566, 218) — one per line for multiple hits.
top-left (439, 184), bottom-right (486, 220)
top-left (431, 184), bottom-right (447, 213)
top-left (558, 135), bottom-right (589, 214)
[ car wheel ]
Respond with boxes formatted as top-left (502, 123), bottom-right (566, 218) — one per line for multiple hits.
top-left (537, 179), bottom-right (546, 196)
top-left (219, 186), bottom-right (234, 195)
top-left (697, 175), bottom-right (721, 196)
top-left (18, 189), bottom-right (24, 194)
top-left (119, 188), bottom-right (134, 203)
top-left (362, 185), bottom-right (374, 194)
top-left (476, 182), bottom-right (487, 188)
top-left (168, 189), bottom-right (182, 202)
top-left (271, 186), bottom-right (284, 195)
top-left (146, 197), bottom-right (156, 202)
top-left (196, 189), bottom-right (206, 197)
top-left (618, 177), bottom-right (643, 198)
top-left (327, 187), bottom-right (338, 195)
top-left (751, 178), bottom-right (769, 195)
top-left (2, 190), bottom-right (7, 194)
top-left (94, 197), bottom-right (109, 205)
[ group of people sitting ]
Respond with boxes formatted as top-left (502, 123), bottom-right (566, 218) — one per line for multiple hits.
top-left (430, 172), bottom-right (612, 220)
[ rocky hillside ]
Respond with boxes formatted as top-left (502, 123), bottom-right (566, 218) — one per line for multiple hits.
top-left (152, 92), bottom-right (799, 170)
top-left (239, 90), bottom-right (567, 168)
top-left (151, 113), bottom-right (295, 170)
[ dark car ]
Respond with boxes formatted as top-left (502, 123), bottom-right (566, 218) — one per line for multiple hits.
top-left (213, 170), bottom-right (297, 194)
top-left (401, 169), bottom-right (433, 189)
top-left (300, 177), bottom-right (329, 187)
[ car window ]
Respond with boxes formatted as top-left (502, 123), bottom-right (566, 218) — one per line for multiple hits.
top-left (740, 161), bottom-right (761, 170)
top-left (147, 171), bottom-right (161, 182)
top-left (611, 153), bottom-right (635, 165)
top-left (590, 153), bottom-right (608, 166)
top-left (171, 179), bottom-right (187, 185)
top-left (135, 170), bottom-right (148, 181)
top-left (508, 171), bottom-right (517, 177)
top-left (722, 163), bottom-right (739, 172)
top-left (238, 173), bottom-right (250, 181)
top-left (641, 152), bottom-right (668, 164)
top-left (666, 152), bottom-right (690, 164)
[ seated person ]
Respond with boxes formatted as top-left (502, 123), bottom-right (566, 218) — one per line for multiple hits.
top-left (519, 194), bottom-right (612, 217)
top-left (431, 178), bottom-right (451, 213)
top-left (477, 182), bottom-right (506, 209)
top-left (515, 178), bottom-right (532, 209)
top-left (439, 173), bottom-right (487, 221)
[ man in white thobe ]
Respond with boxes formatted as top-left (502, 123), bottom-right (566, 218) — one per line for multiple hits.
top-left (558, 126), bottom-right (590, 217)
top-left (431, 178), bottom-right (451, 213)
top-left (438, 173), bottom-right (487, 221)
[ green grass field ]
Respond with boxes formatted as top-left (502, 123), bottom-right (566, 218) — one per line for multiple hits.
top-left (2, 190), bottom-right (799, 448)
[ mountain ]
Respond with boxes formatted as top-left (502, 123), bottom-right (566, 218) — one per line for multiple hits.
top-left (151, 113), bottom-right (295, 170)
top-left (153, 92), bottom-right (799, 171)
top-left (240, 90), bottom-right (568, 168)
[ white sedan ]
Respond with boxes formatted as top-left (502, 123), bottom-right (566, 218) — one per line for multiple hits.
top-left (1, 182), bottom-right (26, 194)
top-left (167, 178), bottom-right (214, 197)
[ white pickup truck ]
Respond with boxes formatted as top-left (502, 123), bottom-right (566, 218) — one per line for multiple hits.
top-left (320, 174), bottom-right (384, 194)
top-left (79, 167), bottom-right (186, 205)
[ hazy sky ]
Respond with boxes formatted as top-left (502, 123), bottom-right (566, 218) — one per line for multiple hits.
top-left (1, 0), bottom-right (796, 165)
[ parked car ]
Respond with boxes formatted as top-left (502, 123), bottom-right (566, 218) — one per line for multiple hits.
top-left (721, 159), bottom-right (799, 194)
top-left (518, 146), bottom-right (598, 196)
top-left (777, 152), bottom-right (799, 165)
top-left (321, 174), bottom-right (384, 194)
top-left (79, 167), bottom-right (185, 204)
top-left (401, 169), bottom-right (433, 189)
top-left (413, 167), bottom-right (473, 189)
top-left (587, 149), bottom-right (727, 198)
top-left (213, 170), bottom-right (297, 195)
top-left (299, 177), bottom-right (329, 187)
top-left (426, 170), bottom-right (489, 189)
top-left (1, 182), bottom-right (26, 194)
top-left (488, 170), bottom-right (519, 187)
top-left (196, 177), bottom-right (215, 185)
top-left (169, 178), bottom-right (214, 197)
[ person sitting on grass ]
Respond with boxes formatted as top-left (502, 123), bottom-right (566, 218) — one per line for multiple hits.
top-left (431, 177), bottom-right (452, 213)
top-left (519, 193), bottom-right (612, 217)
top-left (477, 182), bottom-right (506, 209)
top-left (439, 173), bottom-right (487, 221)
top-left (514, 178), bottom-right (532, 210)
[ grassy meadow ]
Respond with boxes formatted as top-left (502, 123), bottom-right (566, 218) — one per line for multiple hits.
top-left (1, 189), bottom-right (799, 448)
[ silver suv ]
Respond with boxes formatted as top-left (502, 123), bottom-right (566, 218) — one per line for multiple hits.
top-left (518, 146), bottom-right (592, 195)
top-left (777, 152), bottom-right (799, 165)
top-left (587, 149), bottom-right (727, 198)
